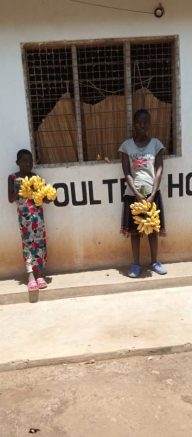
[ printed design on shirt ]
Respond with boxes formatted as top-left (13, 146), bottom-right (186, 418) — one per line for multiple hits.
top-left (131, 153), bottom-right (152, 170)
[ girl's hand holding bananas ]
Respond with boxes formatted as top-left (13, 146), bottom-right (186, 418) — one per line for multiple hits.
top-left (130, 199), bottom-right (160, 235)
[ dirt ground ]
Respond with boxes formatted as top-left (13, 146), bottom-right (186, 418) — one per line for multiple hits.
top-left (0, 352), bottom-right (192, 437)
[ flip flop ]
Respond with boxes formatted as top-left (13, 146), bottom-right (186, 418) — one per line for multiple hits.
top-left (28, 280), bottom-right (38, 292)
top-left (36, 278), bottom-right (48, 289)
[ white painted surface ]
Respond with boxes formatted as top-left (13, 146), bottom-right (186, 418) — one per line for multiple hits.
top-left (1, 0), bottom-right (192, 276)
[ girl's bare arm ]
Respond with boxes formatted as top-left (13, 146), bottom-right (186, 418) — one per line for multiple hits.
top-left (8, 175), bottom-right (19, 203)
top-left (148, 149), bottom-right (164, 203)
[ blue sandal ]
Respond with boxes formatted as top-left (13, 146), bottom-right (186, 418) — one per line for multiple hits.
top-left (128, 264), bottom-right (141, 278)
top-left (151, 262), bottom-right (167, 275)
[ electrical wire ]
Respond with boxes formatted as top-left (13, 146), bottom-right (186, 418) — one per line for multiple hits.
top-left (69, 0), bottom-right (153, 15)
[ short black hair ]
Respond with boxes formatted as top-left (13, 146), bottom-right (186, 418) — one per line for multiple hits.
top-left (133, 109), bottom-right (150, 122)
top-left (17, 149), bottom-right (32, 161)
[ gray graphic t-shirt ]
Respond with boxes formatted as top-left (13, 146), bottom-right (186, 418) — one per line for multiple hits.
top-left (119, 138), bottom-right (164, 195)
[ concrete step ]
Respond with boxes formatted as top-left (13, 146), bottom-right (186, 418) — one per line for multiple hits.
top-left (1, 262), bottom-right (192, 305)
top-left (1, 285), bottom-right (192, 372)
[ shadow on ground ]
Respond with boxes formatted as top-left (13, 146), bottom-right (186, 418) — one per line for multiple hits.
top-left (118, 266), bottom-right (153, 278)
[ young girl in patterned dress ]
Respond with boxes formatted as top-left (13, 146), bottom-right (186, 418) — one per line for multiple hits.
top-left (8, 149), bottom-right (48, 292)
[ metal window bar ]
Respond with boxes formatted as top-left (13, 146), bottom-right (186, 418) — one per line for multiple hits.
top-left (131, 42), bottom-right (173, 153)
top-left (171, 37), bottom-right (181, 155)
top-left (24, 46), bottom-right (78, 164)
top-left (124, 42), bottom-right (132, 137)
top-left (21, 46), bottom-right (37, 163)
top-left (72, 46), bottom-right (84, 162)
top-left (77, 44), bottom-right (126, 161)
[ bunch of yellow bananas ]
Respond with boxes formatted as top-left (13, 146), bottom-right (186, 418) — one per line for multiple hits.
top-left (18, 177), bottom-right (34, 200)
top-left (44, 184), bottom-right (57, 201)
top-left (19, 176), bottom-right (57, 206)
top-left (130, 199), bottom-right (160, 235)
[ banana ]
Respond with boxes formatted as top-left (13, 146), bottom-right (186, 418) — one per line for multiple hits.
top-left (134, 217), bottom-right (143, 224)
top-left (142, 199), bottom-right (147, 206)
top-left (137, 223), bottom-right (143, 231)
top-left (131, 199), bottom-right (161, 235)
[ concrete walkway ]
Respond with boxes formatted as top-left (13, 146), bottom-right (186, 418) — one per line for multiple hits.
top-left (1, 261), bottom-right (192, 304)
top-left (0, 262), bottom-right (192, 372)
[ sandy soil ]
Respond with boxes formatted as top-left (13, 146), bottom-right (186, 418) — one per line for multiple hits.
top-left (1, 352), bottom-right (192, 437)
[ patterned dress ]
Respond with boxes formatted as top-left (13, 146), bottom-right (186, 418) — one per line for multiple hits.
top-left (12, 175), bottom-right (47, 273)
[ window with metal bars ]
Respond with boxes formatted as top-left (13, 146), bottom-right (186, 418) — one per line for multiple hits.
top-left (22, 37), bottom-right (180, 164)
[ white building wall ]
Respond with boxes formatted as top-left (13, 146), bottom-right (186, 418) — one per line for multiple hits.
top-left (0, 0), bottom-right (192, 277)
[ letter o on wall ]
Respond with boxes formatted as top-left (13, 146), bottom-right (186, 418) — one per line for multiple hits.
top-left (53, 183), bottom-right (69, 206)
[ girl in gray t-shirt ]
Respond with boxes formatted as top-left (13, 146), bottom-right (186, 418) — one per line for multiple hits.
top-left (119, 109), bottom-right (167, 278)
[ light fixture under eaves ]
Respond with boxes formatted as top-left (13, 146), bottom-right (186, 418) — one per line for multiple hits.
top-left (154, 3), bottom-right (165, 18)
